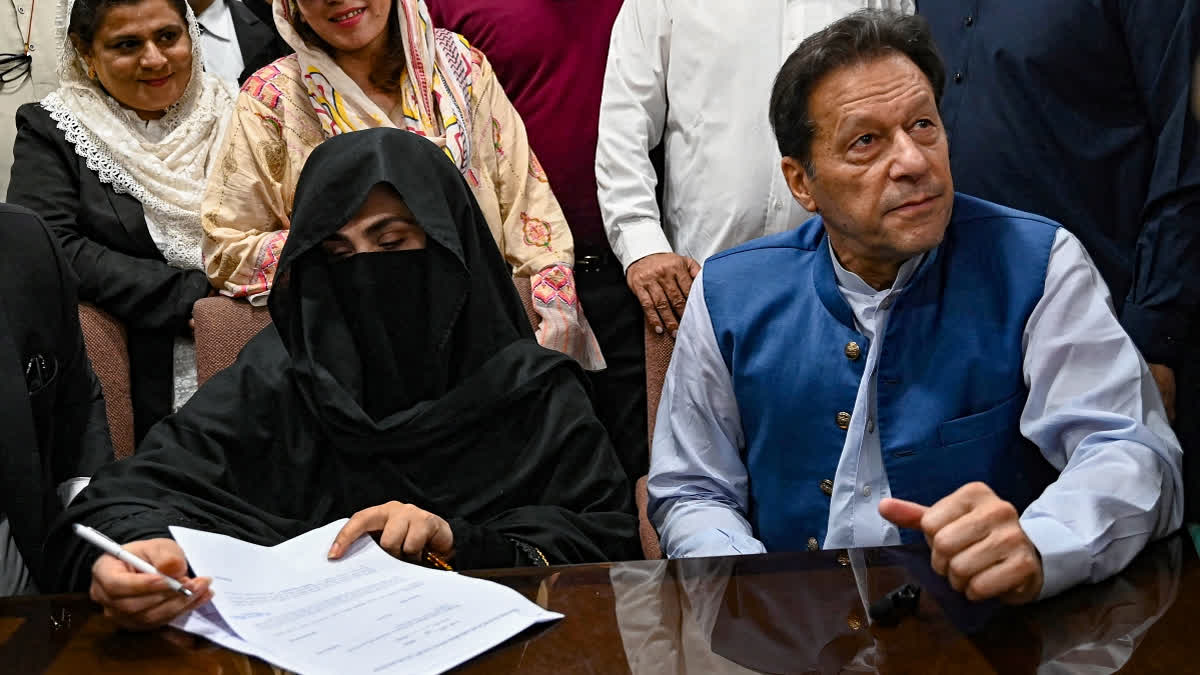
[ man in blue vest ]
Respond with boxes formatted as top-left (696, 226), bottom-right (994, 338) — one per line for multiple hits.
top-left (647, 9), bottom-right (1183, 604)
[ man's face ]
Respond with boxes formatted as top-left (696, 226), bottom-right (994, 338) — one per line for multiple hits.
top-left (784, 53), bottom-right (953, 271)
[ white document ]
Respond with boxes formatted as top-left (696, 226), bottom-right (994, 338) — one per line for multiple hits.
top-left (167, 520), bottom-right (562, 675)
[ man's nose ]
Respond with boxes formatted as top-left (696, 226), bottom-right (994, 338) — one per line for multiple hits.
top-left (888, 131), bottom-right (932, 181)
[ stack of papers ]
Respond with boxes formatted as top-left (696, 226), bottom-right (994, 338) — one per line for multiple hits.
top-left (168, 520), bottom-right (562, 675)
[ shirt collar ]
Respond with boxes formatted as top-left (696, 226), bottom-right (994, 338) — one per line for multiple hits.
top-left (196, 0), bottom-right (236, 42)
top-left (828, 240), bottom-right (928, 298)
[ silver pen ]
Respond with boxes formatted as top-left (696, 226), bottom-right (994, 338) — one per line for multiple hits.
top-left (72, 524), bottom-right (193, 597)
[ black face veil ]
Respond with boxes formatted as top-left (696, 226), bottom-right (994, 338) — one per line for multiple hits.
top-left (44, 129), bottom-right (639, 590)
top-left (269, 128), bottom-right (535, 431)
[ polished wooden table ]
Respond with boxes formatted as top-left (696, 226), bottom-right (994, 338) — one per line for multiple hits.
top-left (2, 534), bottom-right (1195, 674)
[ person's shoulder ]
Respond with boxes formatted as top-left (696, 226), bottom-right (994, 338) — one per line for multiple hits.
top-left (238, 54), bottom-right (302, 113)
top-left (706, 218), bottom-right (825, 265)
top-left (14, 101), bottom-right (56, 131)
top-left (432, 27), bottom-right (488, 86)
top-left (207, 322), bottom-right (292, 400)
top-left (0, 204), bottom-right (60, 274)
top-left (0, 203), bottom-right (51, 240)
top-left (950, 192), bottom-right (1061, 232)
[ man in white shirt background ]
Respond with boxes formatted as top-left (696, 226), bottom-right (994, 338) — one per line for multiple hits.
top-left (596, 0), bottom-right (914, 336)
top-left (188, 0), bottom-right (286, 88)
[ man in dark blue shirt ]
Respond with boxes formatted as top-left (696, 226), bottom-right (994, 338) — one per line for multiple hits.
top-left (918, 1), bottom-right (1200, 517)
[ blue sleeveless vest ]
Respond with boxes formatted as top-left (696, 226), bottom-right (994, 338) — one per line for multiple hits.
top-left (703, 193), bottom-right (1061, 550)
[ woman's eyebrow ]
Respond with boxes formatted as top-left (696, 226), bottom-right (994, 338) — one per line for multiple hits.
top-left (365, 216), bottom-right (418, 236)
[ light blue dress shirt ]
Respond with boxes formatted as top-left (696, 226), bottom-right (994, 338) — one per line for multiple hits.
top-left (648, 229), bottom-right (1183, 599)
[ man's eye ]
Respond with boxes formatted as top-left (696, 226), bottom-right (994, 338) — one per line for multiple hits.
top-left (852, 134), bottom-right (874, 148)
top-left (914, 119), bottom-right (935, 130)
top-left (380, 238), bottom-right (407, 248)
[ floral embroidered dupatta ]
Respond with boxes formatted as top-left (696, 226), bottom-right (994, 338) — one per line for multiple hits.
top-left (275, 0), bottom-right (474, 172)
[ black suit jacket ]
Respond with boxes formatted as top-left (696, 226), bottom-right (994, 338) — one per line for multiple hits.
top-left (0, 204), bottom-right (112, 590)
top-left (230, 0), bottom-right (289, 83)
top-left (7, 103), bottom-right (213, 440)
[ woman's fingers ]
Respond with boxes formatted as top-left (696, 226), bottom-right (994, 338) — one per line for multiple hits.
top-left (329, 504), bottom-right (391, 558)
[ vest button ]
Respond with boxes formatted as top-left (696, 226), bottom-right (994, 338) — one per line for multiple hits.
top-left (837, 551), bottom-right (851, 566)
top-left (844, 341), bottom-right (861, 360)
top-left (807, 537), bottom-right (820, 551)
top-left (820, 478), bottom-right (834, 496)
top-left (836, 411), bottom-right (851, 430)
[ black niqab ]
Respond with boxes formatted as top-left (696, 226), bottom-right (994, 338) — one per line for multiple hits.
top-left (327, 249), bottom-right (432, 419)
top-left (45, 130), bottom-right (638, 591)
top-left (271, 128), bottom-right (536, 437)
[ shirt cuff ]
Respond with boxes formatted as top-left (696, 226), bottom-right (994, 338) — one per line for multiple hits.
top-left (1119, 302), bottom-right (1191, 368)
top-left (56, 477), bottom-right (90, 507)
top-left (609, 218), bottom-right (674, 271)
top-left (247, 290), bottom-right (270, 307)
top-left (667, 528), bottom-right (766, 559)
top-left (1020, 513), bottom-right (1094, 600)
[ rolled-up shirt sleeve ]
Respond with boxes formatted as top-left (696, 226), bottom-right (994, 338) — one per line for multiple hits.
top-left (648, 270), bottom-right (766, 558)
top-left (1018, 229), bottom-right (1184, 600)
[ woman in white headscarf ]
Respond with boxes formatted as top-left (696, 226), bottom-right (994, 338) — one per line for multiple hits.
top-left (7, 0), bottom-right (235, 439)
top-left (199, 0), bottom-right (605, 370)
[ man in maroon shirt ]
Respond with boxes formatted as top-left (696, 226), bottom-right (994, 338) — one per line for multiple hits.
top-left (427, 0), bottom-right (648, 482)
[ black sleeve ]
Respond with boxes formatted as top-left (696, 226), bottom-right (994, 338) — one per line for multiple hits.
top-left (44, 328), bottom-right (297, 592)
top-left (44, 218), bottom-right (114, 484)
top-left (450, 366), bottom-right (640, 569)
top-left (7, 104), bottom-right (211, 333)
top-left (1115, 0), bottom-right (1200, 365)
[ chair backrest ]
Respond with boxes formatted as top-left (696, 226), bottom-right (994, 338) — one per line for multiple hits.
top-left (193, 278), bottom-right (540, 387)
top-left (637, 324), bottom-right (677, 559)
top-left (77, 303), bottom-right (135, 459)
top-left (193, 297), bottom-right (273, 387)
top-left (644, 326), bottom-right (676, 440)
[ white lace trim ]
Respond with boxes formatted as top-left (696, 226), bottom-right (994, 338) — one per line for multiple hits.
top-left (172, 338), bottom-right (199, 411)
top-left (43, 0), bottom-right (235, 271)
top-left (41, 93), bottom-right (208, 270)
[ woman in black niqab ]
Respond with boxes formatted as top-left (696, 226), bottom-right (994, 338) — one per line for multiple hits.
top-left (45, 129), bottom-right (639, 599)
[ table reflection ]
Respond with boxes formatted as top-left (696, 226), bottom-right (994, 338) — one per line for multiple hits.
top-left (610, 539), bottom-right (1181, 674)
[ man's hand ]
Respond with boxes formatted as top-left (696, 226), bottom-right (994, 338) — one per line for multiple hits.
top-left (879, 482), bottom-right (1043, 604)
top-left (626, 252), bottom-right (701, 337)
top-left (1148, 363), bottom-right (1176, 424)
top-left (329, 501), bottom-right (454, 561)
top-left (90, 538), bottom-right (212, 631)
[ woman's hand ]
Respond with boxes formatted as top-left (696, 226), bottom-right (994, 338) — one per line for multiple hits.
top-left (90, 538), bottom-right (213, 631)
top-left (328, 502), bottom-right (455, 562)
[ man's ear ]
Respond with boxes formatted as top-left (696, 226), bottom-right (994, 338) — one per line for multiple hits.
top-left (781, 156), bottom-right (819, 213)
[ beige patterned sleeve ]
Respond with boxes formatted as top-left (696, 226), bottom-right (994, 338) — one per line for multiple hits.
top-left (201, 72), bottom-right (301, 302)
top-left (466, 49), bottom-right (575, 278)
